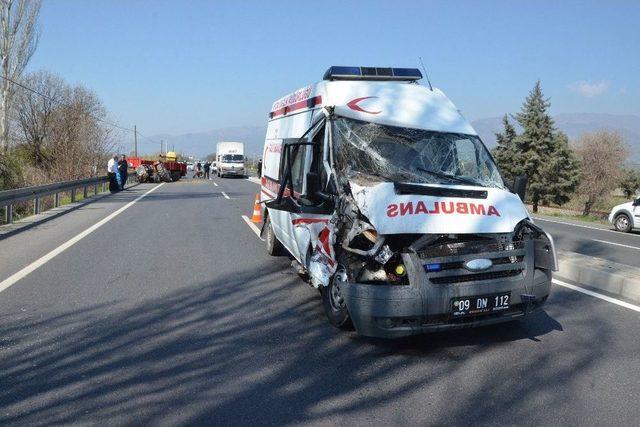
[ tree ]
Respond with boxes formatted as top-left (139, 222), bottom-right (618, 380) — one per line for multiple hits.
top-left (575, 130), bottom-right (628, 216)
top-left (48, 84), bottom-right (114, 180)
top-left (0, 0), bottom-right (41, 152)
top-left (619, 167), bottom-right (640, 199)
top-left (14, 70), bottom-right (65, 168)
top-left (538, 131), bottom-right (580, 206)
top-left (492, 114), bottom-right (518, 183)
top-left (512, 81), bottom-right (579, 212)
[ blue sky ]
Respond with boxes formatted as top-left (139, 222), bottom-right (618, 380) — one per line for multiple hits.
top-left (30, 0), bottom-right (640, 140)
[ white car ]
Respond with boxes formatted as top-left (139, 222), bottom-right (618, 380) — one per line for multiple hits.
top-left (609, 197), bottom-right (640, 232)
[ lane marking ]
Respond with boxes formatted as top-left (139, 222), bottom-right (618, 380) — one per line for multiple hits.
top-left (213, 182), bottom-right (218, 187)
top-left (552, 278), bottom-right (640, 313)
top-left (221, 191), bottom-right (230, 199)
top-left (247, 177), bottom-right (261, 185)
top-left (242, 215), bottom-right (265, 241)
top-left (592, 239), bottom-right (640, 250)
top-left (0, 183), bottom-right (165, 294)
top-left (533, 216), bottom-right (640, 239)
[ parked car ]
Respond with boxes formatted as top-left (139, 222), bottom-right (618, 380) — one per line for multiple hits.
top-left (609, 197), bottom-right (640, 232)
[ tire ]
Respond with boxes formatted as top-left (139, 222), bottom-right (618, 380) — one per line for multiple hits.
top-left (265, 217), bottom-right (285, 256)
top-left (321, 267), bottom-right (353, 330)
top-left (614, 213), bottom-right (633, 232)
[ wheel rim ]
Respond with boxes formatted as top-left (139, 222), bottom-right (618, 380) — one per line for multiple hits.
top-left (616, 216), bottom-right (629, 230)
top-left (329, 268), bottom-right (347, 311)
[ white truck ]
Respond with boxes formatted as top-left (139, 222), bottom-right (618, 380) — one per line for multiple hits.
top-left (259, 66), bottom-right (557, 338)
top-left (216, 141), bottom-right (245, 178)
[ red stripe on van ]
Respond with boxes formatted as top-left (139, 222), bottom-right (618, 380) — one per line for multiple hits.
top-left (270, 96), bottom-right (322, 118)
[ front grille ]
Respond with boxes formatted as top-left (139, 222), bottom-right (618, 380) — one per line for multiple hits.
top-left (429, 269), bottom-right (522, 284)
top-left (419, 236), bottom-right (527, 285)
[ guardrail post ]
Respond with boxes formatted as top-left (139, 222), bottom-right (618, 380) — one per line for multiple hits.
top-left (54, 192), bottom-right (60, 207)
top-left (83, 185), bottom-right (88, 199)
top-left (71, 188), bottom-right (76, 203)
top-left (5, 205), bottom-right (13, 224)
top-left (34, 198), bottom-right (41, 215)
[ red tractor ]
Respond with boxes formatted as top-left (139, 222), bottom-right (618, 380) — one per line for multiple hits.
top-left (128, 152), bottom-right (187, 183)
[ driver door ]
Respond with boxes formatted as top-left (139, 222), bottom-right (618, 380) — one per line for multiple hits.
top-left (266, 122), bottom-right (336, 284)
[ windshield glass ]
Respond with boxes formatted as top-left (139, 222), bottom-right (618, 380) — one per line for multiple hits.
top-left (332, 117), bottom-right (504, 188)
top-left (222, 154), bottom-right (244, 163)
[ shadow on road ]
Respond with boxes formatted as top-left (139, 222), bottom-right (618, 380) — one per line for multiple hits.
top-left (0, 262), bottom-right (605, 425)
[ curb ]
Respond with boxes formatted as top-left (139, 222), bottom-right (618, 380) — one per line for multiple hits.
top-left (556, 250), bottom-right (640, 303)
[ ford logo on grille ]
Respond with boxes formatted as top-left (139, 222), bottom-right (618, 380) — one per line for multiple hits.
top-left (464, 258), bottom-right (493, 272)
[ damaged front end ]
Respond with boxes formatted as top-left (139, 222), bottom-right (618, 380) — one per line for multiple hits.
top-left (325, 204), bottom-right (556, 338)
top-left (306, 116), bottom-right (556, 338)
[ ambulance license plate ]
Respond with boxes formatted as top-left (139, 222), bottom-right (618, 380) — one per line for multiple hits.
top-left (451, 292), bottom-right (510, 317)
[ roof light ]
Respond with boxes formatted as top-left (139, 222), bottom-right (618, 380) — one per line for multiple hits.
top-left (323, 66), bottom-right (423, 81)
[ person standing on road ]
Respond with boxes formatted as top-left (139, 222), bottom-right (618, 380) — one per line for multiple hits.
top-left (257, 158), bottom-right (262, 177)
top-left (204, 161), bottom-right (211, 180)
top-left (107, 154), bottom-right (119, 192)
top-left (193, 162), bottom-right (202, 179)
top-left (118, 155), bottom-right (129, 190)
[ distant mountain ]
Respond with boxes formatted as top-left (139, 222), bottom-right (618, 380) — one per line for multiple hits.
top-left (150, 125), bottom-right (267, 158)
top-left (472, 113), bottom-right (640, 162)
top-left (151, 113), bottom-right (640, 163)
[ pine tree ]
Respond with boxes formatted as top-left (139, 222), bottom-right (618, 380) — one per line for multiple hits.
top-left (512, 81), bottom-right (579, 212)
top-left (492, 114), bottom-right (518, 183)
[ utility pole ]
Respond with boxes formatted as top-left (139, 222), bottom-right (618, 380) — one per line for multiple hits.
top-left (160, 139), bottom-right (164, 155)
top-left (134, 125), bottom-right (138, 157)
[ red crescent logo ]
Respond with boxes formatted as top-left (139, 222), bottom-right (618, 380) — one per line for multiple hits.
top-left (347, 96), bottom-right (381, 114)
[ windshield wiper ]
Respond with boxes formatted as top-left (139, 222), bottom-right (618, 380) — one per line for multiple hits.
top-left (415, 167), bottom-right (483, 187)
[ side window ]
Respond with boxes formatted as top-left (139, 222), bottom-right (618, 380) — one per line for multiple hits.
top-left (311, 126), bottom-right (327, 189)
top-left (289, 145), bottom-right (306, 195)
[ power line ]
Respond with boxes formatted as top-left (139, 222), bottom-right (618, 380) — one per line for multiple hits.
top-left (0, 73), bottom-right (163, 146)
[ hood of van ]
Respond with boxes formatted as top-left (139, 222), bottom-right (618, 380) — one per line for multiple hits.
top-left (349, 181), bottom-right (529, 235)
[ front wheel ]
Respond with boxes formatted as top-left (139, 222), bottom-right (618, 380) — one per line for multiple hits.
top-left (265, 217), bottom-right (285, 256)
top-left (614, 213), bottom-right (632, 232)
top-left (321, 267), bottom-right (353, 330)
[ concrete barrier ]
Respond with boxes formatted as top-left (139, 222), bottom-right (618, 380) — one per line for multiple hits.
top-left (556, 250), bottom-right (640, 303)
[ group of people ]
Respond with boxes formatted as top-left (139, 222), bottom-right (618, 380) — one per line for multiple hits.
top-left (107, 154), bottom-right (129, 192)
top-left (193, 161), bottom-right (211, 179)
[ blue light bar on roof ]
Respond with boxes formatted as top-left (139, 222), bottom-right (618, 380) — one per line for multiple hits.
top-left (323, 66), bottom-right (422, 81)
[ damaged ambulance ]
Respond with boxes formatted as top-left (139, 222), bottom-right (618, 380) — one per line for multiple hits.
top-left (260, 66), bottom-right (557, 338)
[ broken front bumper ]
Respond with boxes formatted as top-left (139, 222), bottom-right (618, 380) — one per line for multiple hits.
top-left (340, 240), bottom-right (551, 338)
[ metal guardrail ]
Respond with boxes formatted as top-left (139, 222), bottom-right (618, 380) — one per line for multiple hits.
top-left (0, 176), bottom-right (110, 224)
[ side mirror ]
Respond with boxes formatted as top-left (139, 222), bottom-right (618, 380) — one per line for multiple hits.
top-left (513, 175), bottom-right (528, 201)
top-left (633, 198), bottom-right (640, 206)
top-left (305, 172), bottom-right (321, 203)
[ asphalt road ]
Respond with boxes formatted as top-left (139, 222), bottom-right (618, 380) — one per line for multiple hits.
top-left (533, 216), bottom-right (640, 267)
top-left (0, 177), bottom-right (639, 425)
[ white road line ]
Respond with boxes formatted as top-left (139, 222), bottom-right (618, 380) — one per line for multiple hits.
top-left (533, 216), bottom-right (638, 238)
top-left (213, 182), bottom-right (218, 187)
top-left (221, 191), bottom-right (230, 199)
top-left (0, 183), bottom-right (165, 294)
top-left (247, 177), bottom-right (261, 185)
top-left (552, 278), bottom-right (640, 313)
top-left (592, 239), bottom-right (640, 250)
top-left (242, 215), bottom-right (265, 241)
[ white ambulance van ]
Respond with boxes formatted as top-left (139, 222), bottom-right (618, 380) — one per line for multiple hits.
top-left (260, 66), bottom-right (557, 338)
